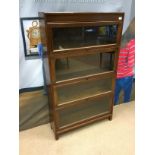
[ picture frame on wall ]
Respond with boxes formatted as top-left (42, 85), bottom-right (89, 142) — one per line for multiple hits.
top-left (20, 17), bottom-right (44, 58)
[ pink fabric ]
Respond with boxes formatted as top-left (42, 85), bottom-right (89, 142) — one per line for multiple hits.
top-left (117, 39), bottom-right (135, 78)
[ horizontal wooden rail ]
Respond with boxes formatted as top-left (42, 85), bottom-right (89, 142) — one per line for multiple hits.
top-left (51, 44), bottom-right (118, 59)
top-left (53, 71), bottom-right (115, 87)
top-left (47, 21), bottom-right (120, 27)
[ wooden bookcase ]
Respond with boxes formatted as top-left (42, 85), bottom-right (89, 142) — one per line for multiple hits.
top-left (39, 12), bottom-right (124, 140)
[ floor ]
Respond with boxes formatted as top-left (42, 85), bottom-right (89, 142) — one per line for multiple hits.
top-left (19, 101), bottom-right (134, 155)
top-left (19, 89), bottom-right (49, 131)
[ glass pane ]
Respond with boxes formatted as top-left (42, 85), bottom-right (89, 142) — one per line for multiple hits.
top-left (56, 77), bottom-right (112, 104)
top-left (53, 25), bottom-right (118, 50)
top-left (58, 96), bottom-right (110, 127)
top-left (55, 52), bottom-right (114, 81)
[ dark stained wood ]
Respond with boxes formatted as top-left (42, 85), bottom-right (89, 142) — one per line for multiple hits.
top-left (108, 116), bottom-right (113, 121)
top-left (48, 85), bottom-right (58, 139)
top-left (44, 12), bottom-right (124, 23)
top-left (53, 43), bottom-right (117, 53)
top-left (47, 21), bottom-right (119, 27)
top-left (39, 12), bottom-right (124, 140)
top-left (51, 44), bottom-right (117, 58)
top-left (58, 113), bottom-right (112, 135)
top-left (110, 20), bottom-right (124, 113)
top-left (54, 71), bottom-right (114, 87)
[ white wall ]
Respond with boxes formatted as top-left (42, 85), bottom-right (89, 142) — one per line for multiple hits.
top-left (19, 0), bottom-right (134, 89)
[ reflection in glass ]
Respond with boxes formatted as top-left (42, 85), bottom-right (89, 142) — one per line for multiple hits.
top-left (53, 25), bottom-right (118, 50)
top-left (55, 52), bottom-right (114, 81)
top-left (56, 77), bottom-right (112, 104)
top-left (58, 96), bottom-right (110, 127)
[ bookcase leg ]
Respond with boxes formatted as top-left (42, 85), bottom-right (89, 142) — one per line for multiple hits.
top-left (108, 116), bottom-right (112, 121)
top-left (55, 133), bottom-right (59, 140)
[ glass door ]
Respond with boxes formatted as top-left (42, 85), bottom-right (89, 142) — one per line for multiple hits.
top-left (52, 24), bottom-right (118, 50)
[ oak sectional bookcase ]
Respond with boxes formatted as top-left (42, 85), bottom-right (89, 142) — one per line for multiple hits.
top-left (39, 12), bottom-right (124, 140)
